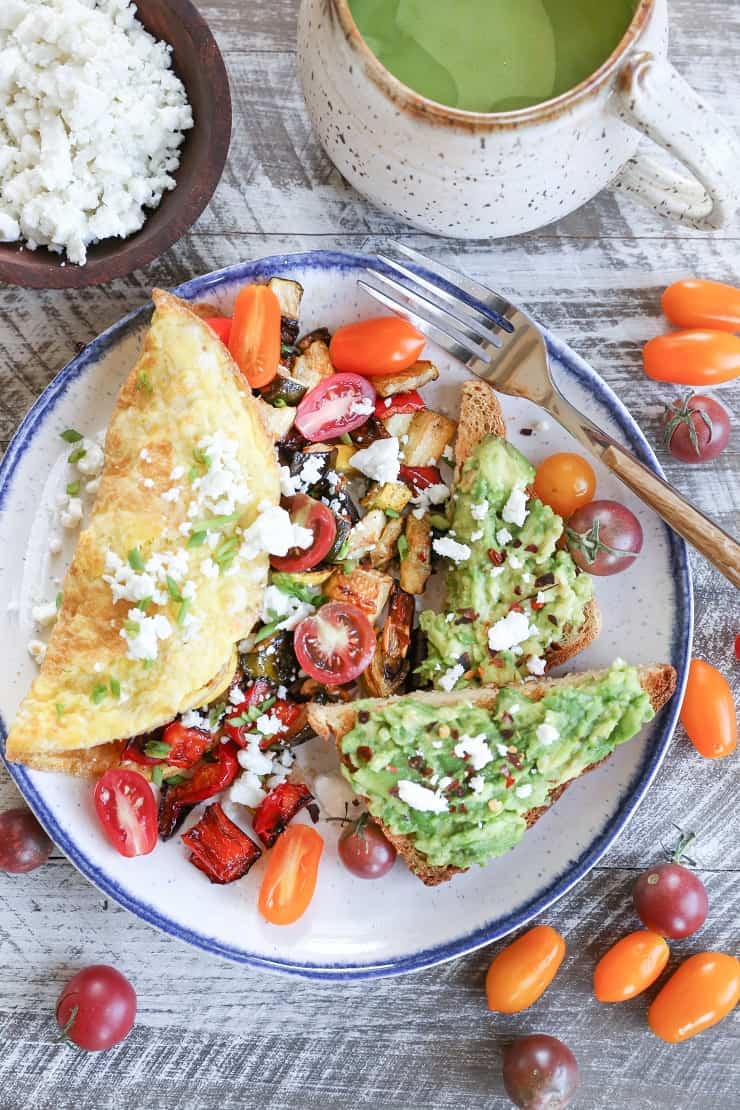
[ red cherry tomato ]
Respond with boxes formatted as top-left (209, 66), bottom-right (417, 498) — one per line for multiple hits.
top-left (228, 284), bottom-right (281, 389)
top-left (338, 817), bottom-right (397, 878)
top-left (662, 393), bottom-right (730, 463)
top-left (204, 316), bottom-right (232, 345)
top-left (644, 330), bottom-right (740, 386)
top-left (294, 373), bottom-right (376, 442)
top-left (662, 279), bottom-right (740, 332)
top-left (57, 965), bottom-right (137, 1051)
top-left (294, 601), bottom-right (376, 685)
top-left (374, 390), bottom-right (425, 419)
top-left (0, 807), bottom-right (52, 873)
top-left (93, 769), bottom-right (157, 858)
top-left (258, 824), bottom-right (324, 925)
top-left (565, 500), bottom-right (643, 576)
top-left (679, 658), bottom-right (737, 759)
top-left (533, 453), bottom-right (596, 519)
top-left (330, 317), bottom-right (426, 376)
top-left (269, 493), bottom-right (337, 573)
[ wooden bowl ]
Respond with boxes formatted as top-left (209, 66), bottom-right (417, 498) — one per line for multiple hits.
top-left (0, 0), bottom-right (231, 289)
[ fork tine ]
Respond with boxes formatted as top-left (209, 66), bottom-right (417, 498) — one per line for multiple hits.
top-left (394, 242), bottom-right (515, 329)
top-left (358, 279), bottom-right (491, 366)
top-left (367, 267), bottom-right (501, 351)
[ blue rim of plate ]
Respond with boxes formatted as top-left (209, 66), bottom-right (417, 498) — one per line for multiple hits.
top-left (0, 251), bottom-right (693, 980)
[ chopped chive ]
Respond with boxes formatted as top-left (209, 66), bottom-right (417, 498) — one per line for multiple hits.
top-left (190, 512), bottom-right (240, 534)
top-left (136, 370), bottom-right (154, 393)
top-left (166, 575), bottom-right (183, 602)
top-left (254, 620), bottom-right (281, 644)
top-left (335, 539), bottom-right (350, 562)
top-left (55, 703), bottom-right (65, 720)
top-left (122, 619), bottom-right (141, 635)
top-left (143, 658), bottom-right (155, 670)
top-left (397, 534), bottom-right (409, 560)
top-left (188, 465), bottom-right (199, 482)
top-left (339, 433), bottom-right (353, 446)
top-left (343, 560), bottom-right (358, 575)
top-left (137, 596), bottom-right (152, 611)
top-left (272, 398), bottom-right (287, 408)
top-left (165, 773), bottom-right (188, 786)
top-left (192, 447), bottom-right (210, 469)
top-left (90, 682), bottom-right (108, 705)
top-left (55, 591), bottom-right (63, 611)
top-left (151, 765), bottom-right (165, 786)
top-left (144, 739), bottom-right (172, 759)
top-left (66, 480), bottom-right (80, 497)
top-left (177, 599), bottom-right (189, 626)
top-left (68, 446), bottom-right (87, 465)
top-left (110, 677), bottom-right (121, 699)
top-left (60, 428), bottom-right (83, 443)
top-left (384, 508), bottom-right (400, 519)
top-left (128, 548), bottom-right (145, 572)
top-left (208, 702), bottom-right (225, 728)
top-left (187, 531), bottom-right (207, 548)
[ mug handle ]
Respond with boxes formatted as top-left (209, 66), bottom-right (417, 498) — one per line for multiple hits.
top-left (611, 51), bottom-right (740, 229)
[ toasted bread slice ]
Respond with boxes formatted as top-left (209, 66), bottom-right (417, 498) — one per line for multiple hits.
top-left (451, 378), bottom-right (601, 675)
top-left (308, 663), bottom-right (676, 886)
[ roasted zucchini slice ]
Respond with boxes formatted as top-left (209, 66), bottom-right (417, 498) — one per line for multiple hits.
top-left (268, 277), bottom-right (303, 350)
top-left (241, 631), bottom-right (298, 685)
top-left (261, 374), bottom-right (308, 407)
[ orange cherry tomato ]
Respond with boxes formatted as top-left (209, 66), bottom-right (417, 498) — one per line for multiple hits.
top-left (593, 930), bottom-right (670, 1003)
top-left (330, 316), bottom-right (426, 376)
top-left (533, 453), bottom-right (596, 519)
top-left (662, 279), bottom-right (740, 333)
top-left (648, 952), bottom-right (740, 1043)
top-left (228, 284), bottom-right (281, 389)
top-left (485, 925), bottom-right (566, 1013)
top-left (257, 824), bottom-right (323, 926)
top-left (204, 316), bottom-right (232, 345)
top-left (680, 658), bottom-right (737, 759)
top-left (643, 330), bottom-right (740, 386)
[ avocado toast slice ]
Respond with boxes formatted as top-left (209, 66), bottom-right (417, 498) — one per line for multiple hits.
top-left (420, 381), bottom-right (600, 689)
top-left (308, 661), bottom-right (676, 885)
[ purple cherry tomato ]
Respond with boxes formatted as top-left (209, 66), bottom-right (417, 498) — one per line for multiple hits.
top-left (662, 393), bottom-right (730, 463)
top-left (0, 807), bottom-right (52, 873)
top-left (566, 500), bottom-right (643, 576)
top-left (633, 861), bottom-right (709, 939)
top-left (502, 1034), bottom-right (580, 1109)
top-left (338, 819), bottom-right (396, 879)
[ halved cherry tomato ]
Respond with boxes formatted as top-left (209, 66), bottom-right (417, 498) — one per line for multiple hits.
top-left (258, 824), bottom-right (324, 925)
top-left (269, 493), bottom-right (337, 573)
top-left (485, 925), bottom-right (566, 1013)
top-left (228, 284), bottom-right (281, 389)
top-left (374, 390), bottom-right (425, 419)
top-left (533, 453), bottom-right (596, 519)
top-left (593, 931), bottom-right (670, 1003)
top-left (399, 464), bottom-right (443, 492)
top-left (680, 658), bottom-right (737, 759)
top-left (94, 769), bottom-right (157, 858)
top-left (294, 601), bottom-right (376, 685)
top-left (662, 279), bottom-right (740, 333)
top-left (162, 721), bottom-right (211, 769)
top-left (643, 330), bottom-right (740, 386)
top-left (648, 952), bottom-right (740, 1043)
top-left (294, 373), bottom-right (376, 442)
top-left (330, 317), bottom-right (426, 376)
top-left (204, 316), bottom-right (233, 345)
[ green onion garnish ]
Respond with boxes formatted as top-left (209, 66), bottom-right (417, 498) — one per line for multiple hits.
top-left (144, 740), bottom-right (172, 759)
top-left (397, 534), bottom-right (409, 560)
top-left (60, 429), bottom-right (83, 443)
top-left (177, 599), bottom-right (189, 626)
top-left (55, 592), bottom-right (63, 611)
top-left (151, 765), bottom-right (165, 786)
top-left (384, 508), bottom-right (400, 519)
top-left (110, 677), bottom-right (121, 699)
top-left (166, 575), bottom-right (183, 602)
top-left (187, 531), bottom-right (207, 548)
top-left (66, 480), bottom-right (80, 497)
top-left (68, 446), bottom-right (87, 465)
top-left (90, 682), bottom-right (108, 705)
top-left (122, 619), bottom-right (141, 635)
top-left (55, 703), bottom-right (65, 720)
top-left (190, 512), bottom-right (240, 535)
top-left (137, 597), bottom-right (152, 612)
top-left (254, 620), bottom-right (281, 644)
top-left (128, 548), bottom-right (145, 572)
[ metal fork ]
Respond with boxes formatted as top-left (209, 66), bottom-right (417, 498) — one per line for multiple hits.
top-left (360, 244), bottom-right (740, 588)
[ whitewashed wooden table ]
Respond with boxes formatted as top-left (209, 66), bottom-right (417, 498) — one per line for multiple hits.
top-left (0, 2), bottom-right (738, 1107)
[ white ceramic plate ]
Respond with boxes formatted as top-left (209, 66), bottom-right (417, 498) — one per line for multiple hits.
top-left (0, 252), bottom-right (692, 979)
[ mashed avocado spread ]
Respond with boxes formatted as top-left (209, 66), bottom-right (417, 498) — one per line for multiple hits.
top-left (419, 436), bottom-right (592, 689)
top-left (341, 662), bottom-right (653, 870)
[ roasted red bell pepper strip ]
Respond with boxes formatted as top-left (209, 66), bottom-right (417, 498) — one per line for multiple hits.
top-left (158, 742), bottom-right (240, 840)
top-left (399, 464), bottom-right (443, 492)
top-left (182, 802), bottom-right (262, 884)
top-left (224, 680), bottom-right (305, 751)
top-left (204, 317), bottom-right (232, 345)
top-left (374, 390), bottom-right (424, 420)
top-left (123, 733), bottom-right (166, 767)
top-left (162, 721), bottom-right (212, 769)
top-left (252, 782), bottom-right (316, 848)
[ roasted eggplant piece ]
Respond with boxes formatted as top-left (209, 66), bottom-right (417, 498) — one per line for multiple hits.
top-left (268, 277), bottom-right (303, 354)
top-left (297, 327), bottom-right (331, 351)
top-left (324, 512), bottom-right (353, 563)
top-left (182, 802), bottom-right (263, 884)
top-left (261, 373), bottom-right (308, 407)
top-left (402, 410), bottom-right (457, 466)
top-left (372, 359), bottom-right (440, 398)
top-left (351, 415), bottom-right (390, 448)
top-left (241, 630), bottom-right (298, 685)
top-left (326, 567), bottom-right (393, 622)
top-left (363, 584), bottom-right (415, 697)
top-left (323, 484), bottom-right (360, 525)
top-left (292, 332), bottom-right (334, 390)
top-left (288, 444), bottom-right (338, 492)
top-left (252, 783), bottom-right (317, 848)
top-left (400, 513), bottom-right (432, 594)
top-left (407, 626), bottom-right (431, 691)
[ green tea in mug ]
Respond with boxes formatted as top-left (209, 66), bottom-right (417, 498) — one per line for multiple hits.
top-left (349, 0), bottom-right (638, 113)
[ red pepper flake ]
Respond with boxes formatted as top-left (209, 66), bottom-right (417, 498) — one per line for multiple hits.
top-left (386, 764), bottom-right (399, 773)
top-left (508, 603), bottom-right (524, 614)
top-left (487, 548), bottom-right (504, 566)
top-left (357, 745), bottom-right (373, 762)
top-left (525, 543), bottom-right (538, 553)
top-left (504, 772), bottom-right (515, 789)
top-left (532, 600), bottom-right (545, 611)
top-left (418, 552), bottom-right (427, 563)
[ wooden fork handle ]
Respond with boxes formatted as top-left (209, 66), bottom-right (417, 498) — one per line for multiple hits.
top-left (601, 444), bottom-right (740, 588)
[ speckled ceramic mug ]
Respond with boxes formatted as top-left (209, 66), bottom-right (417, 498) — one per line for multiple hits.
top-left (297, 0), bottom-right (740, 237)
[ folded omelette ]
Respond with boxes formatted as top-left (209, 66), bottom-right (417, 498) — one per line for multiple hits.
top-left (6, 291), bottom-right (280, 775)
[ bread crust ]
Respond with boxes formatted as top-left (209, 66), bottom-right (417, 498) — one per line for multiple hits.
top-left (308, 663), bottom-right (677, 886)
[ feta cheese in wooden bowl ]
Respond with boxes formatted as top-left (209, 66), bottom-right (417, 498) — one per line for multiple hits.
top-left (0, 0), bottom-right (231, 288)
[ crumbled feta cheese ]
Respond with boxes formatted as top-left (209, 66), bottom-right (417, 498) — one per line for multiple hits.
top-left (0, 0), bottom-right (193, 265)
top-left (509, 704), bottom-right (521, 715)
top-left (120, 608), bottom-right (172, 661)
top-left (349, 396), bottom-right (374, 416)
top-left (143, 478), bottom-right (155, 489)
top-left (535, 591), bottom-right (547, 604)
top-left (279, 465), bottom-right (299, 497)
top-left (487, 610), bottom-right (532, 652)
top-left (515, 783), bottom-right (533, 799)
top-left (526, 655), bottom-right (547, 676)
top-left (229, 771), bottom-right (266, 809)
top-left (170, 465), bottom-right (185, 481)
top-left (496, 527), bottom-right (513, 546)
top-left (161, 486), bottom-right (181, 502)
top-left (411, 482), bottom-right (450, 519)
top-left (502, 487), bottom-right (529, 527)
top-left (27, 638), bottom-right (46, 664)
top-left (469, 774), bottom-right (485, 794)
top-left (180, 708), bottom-right (214, 732)
top-left (508, 553), bottom-right (523, 570)
top-left (433, 536), bottom-right (471, 563)
top-left (48, 533), bottom-right (63, 555)
top-left (228, 686), bottom-right (245, 706)
top-left (470, 529), bottom-right (484, 542)
top-left (190, 432), bottom-right (250, 518)
top-left (470, 500), bottom-right (488, 520)
top-left (237, 743), bottom-right (275, 775)
top-left (239, 505), bottom-right (313, 559)
top-left (255, 711), bottom-right (284, 738)
top-left (351, 437), bottom-right (401, 483)
top-left (201, 557), bottom-right (219, 579)
top-left (261, 584), bottom-right (315, 631)
top-left (536, 722), bottom-right (559, 745)
top-left (32, 601), bottom-right (58, 627)
top-left (454, 733), bottom-right (493, 771)
top-left (438, 663), bottom-right (464, 692)
top-left (60, 497), bottom-right (83, 529)
top-left (140, 449), bottom-right (151, 462)
top-left (85, 477), bottom-right (101, 496)
top-left (496, 742), bottom-right (509, 757)
top-left (397, 780), bottom-right (449, 813)
top-left (442, 445), bottom-right (455, 462)
top-left (76, 439), bottom-right (104, 476)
